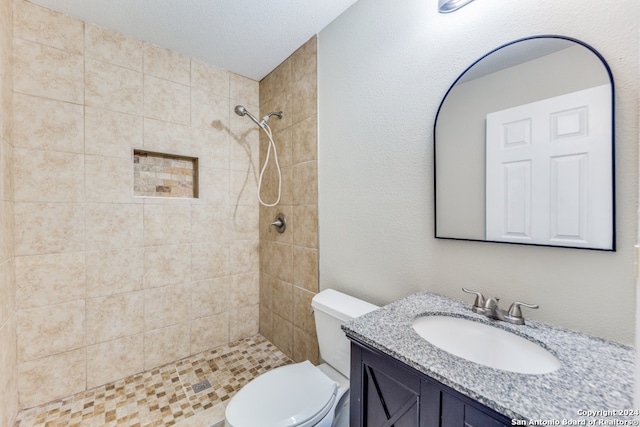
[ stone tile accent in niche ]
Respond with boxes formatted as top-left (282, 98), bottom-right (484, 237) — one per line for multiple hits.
top-left (133, 150), bottom-right (199, 198)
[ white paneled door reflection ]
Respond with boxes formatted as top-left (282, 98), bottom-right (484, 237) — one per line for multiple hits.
top-left (485, 84), bottom-right (612, 249)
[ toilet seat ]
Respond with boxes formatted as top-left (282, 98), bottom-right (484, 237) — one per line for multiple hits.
top-left (225, 361), bottom-right (339, 427)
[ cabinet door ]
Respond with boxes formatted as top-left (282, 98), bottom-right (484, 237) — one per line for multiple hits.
top-left (357, 344), bottom-right (421, 427)
top-left (441, 389), bottom-right (510, 427)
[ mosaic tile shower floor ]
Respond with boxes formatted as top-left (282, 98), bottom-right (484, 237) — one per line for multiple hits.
top-left (14, 335), bottom-right (292, 427)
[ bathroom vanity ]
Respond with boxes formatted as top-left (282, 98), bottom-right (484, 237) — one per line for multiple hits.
top-left (343, 292), bottom-right (635, 425)
top-left (350, 340), bottom-right (511, 426)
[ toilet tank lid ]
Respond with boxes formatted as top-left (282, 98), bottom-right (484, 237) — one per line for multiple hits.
top-left (311, 289), bottom-right (378, 322)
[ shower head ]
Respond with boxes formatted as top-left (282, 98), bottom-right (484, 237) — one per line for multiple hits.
top-left (234, 105), bottom-right (263, 127)
top-left (234, 105), bottom-right (283, 128)
top-left (234, 105), bottom-right (249, 116)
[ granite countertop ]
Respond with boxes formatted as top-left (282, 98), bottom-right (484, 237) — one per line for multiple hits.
top-left (342, 291), bottom-right (636, 422)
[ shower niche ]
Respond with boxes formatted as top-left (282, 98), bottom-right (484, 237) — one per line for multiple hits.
top-left (133, 149), bottom-right (199, 198)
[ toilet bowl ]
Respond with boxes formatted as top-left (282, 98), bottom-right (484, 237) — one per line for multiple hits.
top-left (224, 289), bottom-right (378, 427)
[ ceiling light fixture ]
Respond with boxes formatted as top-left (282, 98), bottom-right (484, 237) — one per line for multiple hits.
top-left (438, 0), bottom-right (476, 13)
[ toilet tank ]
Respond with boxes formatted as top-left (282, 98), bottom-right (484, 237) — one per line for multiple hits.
top-left (311, 289), bottom-right (378, 378)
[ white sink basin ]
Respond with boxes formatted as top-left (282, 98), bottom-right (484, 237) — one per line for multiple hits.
top-left (412, 315), bottom-right (560, 375)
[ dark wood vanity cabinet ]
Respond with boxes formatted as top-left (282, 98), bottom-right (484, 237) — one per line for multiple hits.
top-left (349, 340), bottom-right (512, 427)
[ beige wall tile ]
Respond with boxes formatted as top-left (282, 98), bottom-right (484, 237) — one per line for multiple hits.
top-left (191, 204), bottom-right (228, 243)
top-left (143, 244), bottom-right (191, 288)
top-left (85, 107), bottom-right (143, 158)
top-left (229, 273), bottom-right (259, 308)
top-left (191, 241), bottom-right (229, 281)
top-left (272, 279), bottom-right (293, 321)
top-left (143, 118), bottom-right (192, 155)
top-left (291, 161), bottom-right (317, 206)
top-left (17, 300), bottom-right (85, 362)
top-left (191, 312), bottom-right (228, 354)
top-left (291, 77), bottom-right (317, 126)
top-left (229, 114), bottom-right (260, 172)
top-left (271, 314), bottom-right (292, 358)
top-left (15, 252), bottom-right (85, 309)
top-left (85, 155), bottom-right (137, 203)
top-left (191, 278), bottom-right (229, 319)
top-left (13, 93), bottom-right (84, 153)
top-left (13, 38), bottom-right (83, 104)
top-left (14, 202), bottom-right (84, 255)
top-left (292, 116), bottom-right (317, 164)
top-left (191, 88), bottom-right (228, 130)
top-left (17, 348), bottom-right (85, 409)
top-left (293, 246), bottom-right (318, 293)
top-left (229, 305), bottom-right (258, 342)
top-left (0, 199), bottom-right (14, 261)
top-left (293, 326), bottom-right (318, 364)
top-left (291, 37), bottom-right (317, 85)
top-left (191, 59), bottom-right (229, 97)
top-left (197, 167), bottom-right (229, 205)
top-left (230, 74), bottom-right (258, 106)
top-left (230, 170), bottom-right (258, 206)
top-left (86, 334), bottom-right (144, 389)
top-left (190, 127), bottom-right (229, 169)
top-left (144, 322), bottom-right (190, 369)
top-left (260, 240), bottom-right (292, 283)
top-left (260, 59), bottom-right (291, 106)
top-left (144, 204), bottom-right (191, 246)
top-left (144, 43), bottom-right (190, 86)
top-left (268, 128), bottom-right (293, 169)
top-left (259, 273), bottom-right (274, 311)
top-left (86, 291), bottom-right (144, 345)
top-left (259, 304), bottom-right (273, 343)
top-left (85, 23), bottom-right (143, 71)
top-left (144, 75), bottom-right (190, 125)
top-left (229, 239), bottom-right (258, 275)
top-left (230, 204), bottom-right (259, 241)
top-left (292, 205), bottom-right (318, 249)
top-left (144, 283), bottom-right (190, 331)
top-left (85, 248), bottom-right (143, 298)
top-left (14, 148), bottom-right (84, 203)
top-left (85, 58), bottom-right (143, 115)
top-left (85, 203), bottom-right (143, 251)
top-left (0, 315), bottom-right (18, 427)
top-left (260, 166), bottom-right (292, 206)
top-left (13, 0), bottom-right (83, 54)
top-left (292, 287), bottom-right (315, 335)
top-left (1, 140), bottom-right (13, 202)
top-left (0, 259), bottom-right (15, 327)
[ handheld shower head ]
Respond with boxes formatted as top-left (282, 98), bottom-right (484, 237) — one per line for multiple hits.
top-left (234, 105), bottom-right (263, 127)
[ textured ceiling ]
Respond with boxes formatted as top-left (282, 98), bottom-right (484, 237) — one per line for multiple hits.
top-left (27, 0), bottom-right (358, 81)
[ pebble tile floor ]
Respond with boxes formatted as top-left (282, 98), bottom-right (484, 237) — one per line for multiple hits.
top-left (14, 335), bottom-right (293, 427)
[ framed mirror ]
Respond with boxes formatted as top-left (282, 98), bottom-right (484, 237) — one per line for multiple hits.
top-left (434, 36), bottom-right (615, 251)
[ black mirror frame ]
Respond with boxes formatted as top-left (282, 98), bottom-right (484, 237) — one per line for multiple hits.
top-left (433, 35), bottom-right (616, 251)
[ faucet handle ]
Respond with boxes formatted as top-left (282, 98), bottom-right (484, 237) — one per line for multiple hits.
top-left (506, 301), bottom-right (539, 324)
top-left (462, 288), bottom-right (485, 309)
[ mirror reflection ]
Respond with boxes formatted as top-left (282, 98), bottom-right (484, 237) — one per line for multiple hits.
top-left (434, 36), bottom-right (615, 250)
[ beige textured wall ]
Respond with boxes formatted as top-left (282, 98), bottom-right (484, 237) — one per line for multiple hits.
top-left (258, 37), bottom-right (319, 363)
top-left (12, 0), bottom-right (261, 409)
top-left (0, 0), bottom-right (17, 423)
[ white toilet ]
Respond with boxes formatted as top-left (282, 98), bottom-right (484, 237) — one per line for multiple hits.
top-left (224, 289), bottom-right (378, 427)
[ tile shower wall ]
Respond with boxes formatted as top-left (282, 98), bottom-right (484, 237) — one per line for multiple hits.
top-left (258, 38), bottom-right (319, 363)
top-left (0, 0), bottom-right (17, 423)
top-left (11, 0), bottom-right (261, 409)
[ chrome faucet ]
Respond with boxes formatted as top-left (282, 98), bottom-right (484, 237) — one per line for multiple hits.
top-left (462, 288), bottom-right (538, 325)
